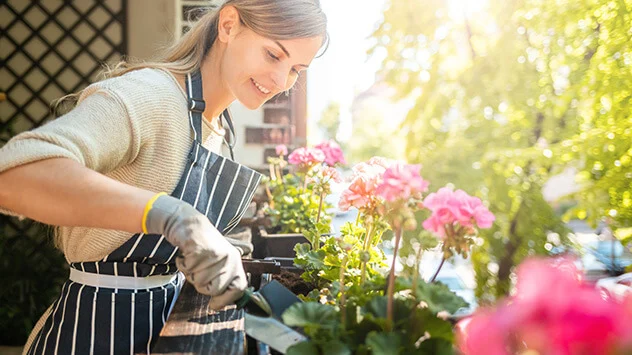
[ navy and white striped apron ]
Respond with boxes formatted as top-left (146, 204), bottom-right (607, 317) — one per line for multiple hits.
top-left (25, 70), bottom-right (262, 355)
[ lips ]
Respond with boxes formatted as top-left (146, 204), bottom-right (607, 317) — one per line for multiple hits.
top-left (251, 78), bottom-right (271, 95)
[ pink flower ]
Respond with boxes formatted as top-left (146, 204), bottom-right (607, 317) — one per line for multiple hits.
top-left (321, 166), bottom-right (342, 183)
top-left (457, 257), bottom-right (632, 355)
top-left (315, 140), bottom-right (347, 166)
top-left (375, 164), bottom-right (429, 202)
top-left (288, 147), bottom-right (325, 166)
top-left (422, 188), bottom-right (495, 232)
top-left (275, 144), bottom-right (288, 156)
top-left (339, 176), bottom-right (373, 211)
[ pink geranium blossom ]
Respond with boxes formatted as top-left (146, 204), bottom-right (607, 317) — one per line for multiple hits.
top-left (275, 144), bottom-right (288, 156)
top-left (422, 187), bottom-right (495, 237)
top-left (375, 164), bottom-right (429, 202)
top-left (339, 176), bottom-right (374, 211)
top-left (315, 140), bottom-right (347, 166)
top-left (338, 157), bottom-right (393, 211)
top-left (321, 166), bottom-right (342, 183)
top-left (457, 257), bottom-right (632, 355)
top-left (288, 147), bottom-right (325, 166)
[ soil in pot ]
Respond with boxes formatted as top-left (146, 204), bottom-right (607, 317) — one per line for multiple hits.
top-left (272, 269), bottom-right (316, 296)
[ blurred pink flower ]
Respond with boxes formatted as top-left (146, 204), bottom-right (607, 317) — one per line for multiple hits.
top-left (339, 176), bottom-right (374, 211)
top-left (457, 257), bottom-right (632, 355)
top-left (288, 147), bottom-right (325, 166)
top-left (321, 166), bottom-right (342, 183)
top-left (422, 187), bottom-right (495, 235)
top-left (275, 144), bottom-right (288, 156)
top-left (338, 158), bottom-right (393, 211)
top-left (375, 164), bottom-right (429, 202)
top-left (315, 140), bottom-right (347, 166)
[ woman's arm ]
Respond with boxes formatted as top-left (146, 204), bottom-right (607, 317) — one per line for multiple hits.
top-left (0, 157), bottom-right (154, 233)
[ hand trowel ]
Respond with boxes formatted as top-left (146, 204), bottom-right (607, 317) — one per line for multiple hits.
top-left (235, 280), bottom-right (307, 354)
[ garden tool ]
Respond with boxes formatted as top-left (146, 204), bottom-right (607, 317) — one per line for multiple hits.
top-left (236, 280), bottom-right (307, 353)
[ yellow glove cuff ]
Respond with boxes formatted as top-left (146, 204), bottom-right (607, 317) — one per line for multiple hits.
top-left (142, 192), bottom-right (168, 234)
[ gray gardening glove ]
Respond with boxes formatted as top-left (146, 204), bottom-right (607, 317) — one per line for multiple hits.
top-left (144, 193), bottom-right (247, 310)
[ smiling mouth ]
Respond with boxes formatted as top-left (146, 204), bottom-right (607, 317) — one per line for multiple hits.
top-left (251, 78), bottom-right (271, 95)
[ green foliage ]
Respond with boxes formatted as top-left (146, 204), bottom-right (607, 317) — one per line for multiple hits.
top-left (370, 0), bottom-right (632, 300)
top-left (345, 103), bottom-right (407, 164)
top-left (0, 219), bottom-right (67, 345)
top-left (294, 222), bottom-right (388, 291)
top-left (263, 172), bottom-right (332, 234)
top-left (287, 221), bottom-right (467, 354)
top-left (282, 292), bottom-right (460, 354)
top-left (318, 101), bottom-right (342, 141)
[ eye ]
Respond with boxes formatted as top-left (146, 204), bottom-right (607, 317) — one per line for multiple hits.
top-left (266, 50), bottom-right (280, 61)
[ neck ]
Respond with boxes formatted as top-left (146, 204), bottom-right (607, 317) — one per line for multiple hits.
top-left (199, 45), bottom-right (235, 120)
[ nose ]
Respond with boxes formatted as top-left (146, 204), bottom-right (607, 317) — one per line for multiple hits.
top-left (270, 67), bottom-right (295, 92)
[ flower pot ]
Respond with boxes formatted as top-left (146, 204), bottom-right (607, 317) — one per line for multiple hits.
top-left (263, 257), bottom-right (317, 296)
top-left (257, 225), bottom-right (309, 258)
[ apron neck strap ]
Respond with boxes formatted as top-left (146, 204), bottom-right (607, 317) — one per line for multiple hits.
top-left (185, 70), bottom-right (237, 160)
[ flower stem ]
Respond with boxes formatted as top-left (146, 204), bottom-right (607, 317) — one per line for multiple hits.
top-left (339, 255), bottom-right (348, 326)
top-left (316, 190), bottom-right (324, 224)
top-left (360, 223), bottom-right (374, 286)
top-left (429, 255), bottom-right (446, 283)
top-left (269, 163), bottom-right (276, 181)
top-left (275, 165), bottom-right (282, 185)
top-left (313, 190), bottom-right (325, 250)
top-left (411, 242), bottom-right (425, 295)
top-left (386, 226), bottom-right (402, 332)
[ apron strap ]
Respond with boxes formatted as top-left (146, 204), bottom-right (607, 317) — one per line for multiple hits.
top-left (185, 71), bottom-right (204, 144)
top-left (186, 70), bottom-right (237, 160)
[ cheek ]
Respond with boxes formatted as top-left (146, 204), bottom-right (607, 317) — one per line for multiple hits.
top-left (285, 75), bottom-right (299, 90)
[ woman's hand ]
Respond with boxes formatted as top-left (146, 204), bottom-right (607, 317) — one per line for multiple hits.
top-left (144, 193), bottom-right (247, 309)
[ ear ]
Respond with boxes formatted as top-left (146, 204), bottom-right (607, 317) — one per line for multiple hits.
top-left (217, 5), bottom-right (240, 43)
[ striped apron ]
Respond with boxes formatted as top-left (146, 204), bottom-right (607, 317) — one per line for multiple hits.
top-left (25, 70), bottom-right (262, 355)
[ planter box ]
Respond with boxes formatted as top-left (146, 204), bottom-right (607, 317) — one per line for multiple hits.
top-left (257, 225), bottom-right (309, 258)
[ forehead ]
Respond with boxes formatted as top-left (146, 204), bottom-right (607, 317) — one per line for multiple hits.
top-left (241, 27), bottom-right (324, 62)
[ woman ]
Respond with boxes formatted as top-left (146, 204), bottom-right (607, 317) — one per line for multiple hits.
top-left (0, 1), bottom-right (327, 354)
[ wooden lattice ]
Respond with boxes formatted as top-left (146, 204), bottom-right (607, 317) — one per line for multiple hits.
top-left (0, 0), bottom-right (128, 345)
top-left (0, 0), bottom-right (128, 144)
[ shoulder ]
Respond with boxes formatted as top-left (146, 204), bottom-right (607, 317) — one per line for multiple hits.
top-left (95, 68), bottom-right (184, 99)
top-left (80, 67), bottom-right (187, 118)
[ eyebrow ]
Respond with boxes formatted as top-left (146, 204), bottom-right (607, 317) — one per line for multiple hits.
top-left (274, 40), bottom-right (309, 68)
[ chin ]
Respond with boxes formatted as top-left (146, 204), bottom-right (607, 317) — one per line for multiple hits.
top-left (237, 96), bottom-right (267, 110)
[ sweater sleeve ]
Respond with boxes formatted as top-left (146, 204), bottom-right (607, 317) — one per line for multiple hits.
top-left (0, 87), bottom-right (140, 216)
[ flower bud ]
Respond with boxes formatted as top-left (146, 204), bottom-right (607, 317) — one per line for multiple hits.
top-left (403, 218), bottom-right (418, 231)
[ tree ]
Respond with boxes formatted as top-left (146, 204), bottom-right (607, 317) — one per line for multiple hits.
top-left (369, 0), bottom-right (632, 300)
top-left (318, 101), bottom-right (341, 141)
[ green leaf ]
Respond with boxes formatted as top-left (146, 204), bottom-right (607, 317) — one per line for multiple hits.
top-left (363, 296), bottom-right (411, 327)
top-left (282, 302), bottom-right (337, 328)
top-left (414, 280), bottom-right (468, 315)
top-left (415, 338), bottom-right (455, 355)
top-left (365, 331), bottom-right (402, 355)
top-left (286, 340), bottom-right (320, 355)
top-left (412, 307), bottom-right (454, 342)
top-left (323, 340), bottom-right (353, 355)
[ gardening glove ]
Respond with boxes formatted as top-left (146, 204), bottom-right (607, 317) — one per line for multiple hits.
top-left (143, 192), bottom-right (247, 310)
top-left (224, 236), bottom-right (253, 256)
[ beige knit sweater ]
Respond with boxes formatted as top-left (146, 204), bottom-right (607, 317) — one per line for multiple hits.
top-left (0, 68), bottom-right (226, 263)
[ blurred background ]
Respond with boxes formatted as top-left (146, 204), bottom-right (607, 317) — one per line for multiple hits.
top-left (1, 0), bottom-right (631, 348)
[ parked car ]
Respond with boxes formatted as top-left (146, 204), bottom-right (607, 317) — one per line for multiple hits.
top-left (585, 240), bottom-right (632, 276)
top-left (596, 272), bottom-right (632, 302)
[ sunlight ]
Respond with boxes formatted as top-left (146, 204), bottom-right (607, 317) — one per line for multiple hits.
top-left (447, 0), bottom-right (488, 18)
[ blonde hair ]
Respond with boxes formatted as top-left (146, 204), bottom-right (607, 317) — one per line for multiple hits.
top-left (54, 0), bottom-right (328, 115)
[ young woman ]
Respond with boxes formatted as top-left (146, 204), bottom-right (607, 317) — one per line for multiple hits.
top-left (0, 1), bottom-right (327, 353)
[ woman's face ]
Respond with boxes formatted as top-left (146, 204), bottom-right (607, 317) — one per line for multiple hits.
top-left (217, 8), bottom-right (323, 109)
